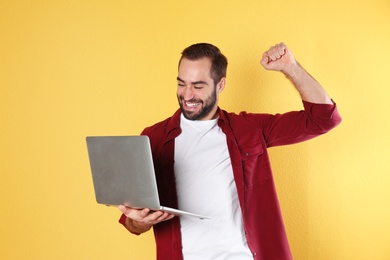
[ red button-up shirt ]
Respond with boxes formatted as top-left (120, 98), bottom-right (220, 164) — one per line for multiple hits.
top-left (120, 101), bottom-right (341, 259)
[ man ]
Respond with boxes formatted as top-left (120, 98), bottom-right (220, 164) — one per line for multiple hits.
top-left (118, 42), bottom-right (342, 259)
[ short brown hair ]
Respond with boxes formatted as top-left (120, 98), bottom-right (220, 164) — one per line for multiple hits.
top-left (180, 43), bottom-right (228, 85)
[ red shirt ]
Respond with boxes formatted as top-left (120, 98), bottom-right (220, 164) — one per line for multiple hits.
top-left (120, 101), bottom-right (341, 259)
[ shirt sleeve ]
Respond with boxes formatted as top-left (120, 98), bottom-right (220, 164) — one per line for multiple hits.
top-left (263, 100), bottom-right (342, 147)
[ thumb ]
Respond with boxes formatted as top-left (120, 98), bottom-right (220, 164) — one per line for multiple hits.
top-left (260, 56), bottom-right (269, 67)
top-left (118, 205), bottom-right (138, 215)
top-left (118, 205), bottom-right (127, 214)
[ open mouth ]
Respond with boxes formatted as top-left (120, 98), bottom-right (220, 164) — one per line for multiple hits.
top-left (185, 101), bottom-right (201, 108)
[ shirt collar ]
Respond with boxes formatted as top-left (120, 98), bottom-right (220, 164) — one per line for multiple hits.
top-left (167, 107), bottom-right (229, 133)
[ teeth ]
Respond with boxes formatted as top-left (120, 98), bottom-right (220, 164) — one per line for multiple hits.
top-left (186, 102), bottom-right (199, 107)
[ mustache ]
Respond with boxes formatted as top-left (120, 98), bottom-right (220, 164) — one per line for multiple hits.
top-left (178, 96), bottom-right (203, 103)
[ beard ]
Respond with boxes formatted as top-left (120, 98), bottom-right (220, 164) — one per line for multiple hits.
top-left (177, 86), bottom-right (217, 121)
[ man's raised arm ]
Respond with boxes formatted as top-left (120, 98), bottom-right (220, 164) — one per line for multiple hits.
top-left (261, 42), bottom-right (333, 104)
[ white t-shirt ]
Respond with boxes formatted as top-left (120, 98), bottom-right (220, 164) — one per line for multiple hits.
top-left (174, 114), bottom-right (253, 260)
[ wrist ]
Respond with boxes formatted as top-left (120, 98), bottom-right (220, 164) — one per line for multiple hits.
top-left (282, 61), bottom-right (301, 81)
top-left (125, 217), bottom-right (152, 234)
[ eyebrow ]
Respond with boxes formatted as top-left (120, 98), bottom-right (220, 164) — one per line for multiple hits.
top-left (176, 77), bottom-right (209, 85)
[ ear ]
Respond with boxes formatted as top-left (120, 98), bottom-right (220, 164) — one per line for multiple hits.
top-left (217, 77), bottom-right (226, 94)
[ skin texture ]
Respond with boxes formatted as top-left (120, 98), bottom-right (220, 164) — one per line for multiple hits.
top-left (261, 43), bottom-right (332, 104)
top-left (118, 42), bottom-right (332, 234)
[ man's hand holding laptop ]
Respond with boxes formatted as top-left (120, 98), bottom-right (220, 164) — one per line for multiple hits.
top-left (119, 205), bottom-right (175, 234)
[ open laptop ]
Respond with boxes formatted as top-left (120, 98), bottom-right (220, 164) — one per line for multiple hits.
top-left (86, 135), bottom-right (208, 219)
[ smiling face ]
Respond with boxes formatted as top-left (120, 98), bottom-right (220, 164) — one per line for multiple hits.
top-left (177, 57), bottom-right (225, 121)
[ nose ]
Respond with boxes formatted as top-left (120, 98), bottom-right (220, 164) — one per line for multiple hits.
top-left (182, 86), bottom-right (194, 101)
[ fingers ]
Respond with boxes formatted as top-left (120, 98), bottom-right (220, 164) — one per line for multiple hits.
top-left (136, 210), bottom-right (173, 226)
top-left (261, 42), bottom-right (296, 72)
top-left (118, 205), bottom-right (175, 233)
top-left (261, 42), bottom-right (287, 64)
top-left (137, 208), bottom-right (152, 219)
top-left (118, 205), bottom-right (150, 221)
top-left (118, 205), bottom-right (175, 226)
top-left (151, 211), bottom-right (175, 224)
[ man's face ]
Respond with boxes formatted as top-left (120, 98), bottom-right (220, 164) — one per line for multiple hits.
top-left (177, 58), bottom-right (224, 121)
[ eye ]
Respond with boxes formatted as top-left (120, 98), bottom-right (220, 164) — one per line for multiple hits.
top-left (193, 83), bottom-right (205, 90)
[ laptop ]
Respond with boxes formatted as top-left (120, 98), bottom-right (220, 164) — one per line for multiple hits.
top-left (86, 135), bottom-right (208, 219)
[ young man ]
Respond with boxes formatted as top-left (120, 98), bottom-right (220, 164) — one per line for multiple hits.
top-left (118, 42), bottom-right (342, 259)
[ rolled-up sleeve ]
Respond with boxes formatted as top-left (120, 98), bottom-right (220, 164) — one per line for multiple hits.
top-left (264, 100), bottom-right (342, 147)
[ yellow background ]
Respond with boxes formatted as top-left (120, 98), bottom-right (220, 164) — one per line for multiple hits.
top-left (1, 0), bottom-right (389, 259)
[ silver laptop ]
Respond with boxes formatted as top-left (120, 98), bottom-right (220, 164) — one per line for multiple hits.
top-left (86, 135), bottom-right (208, 219)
